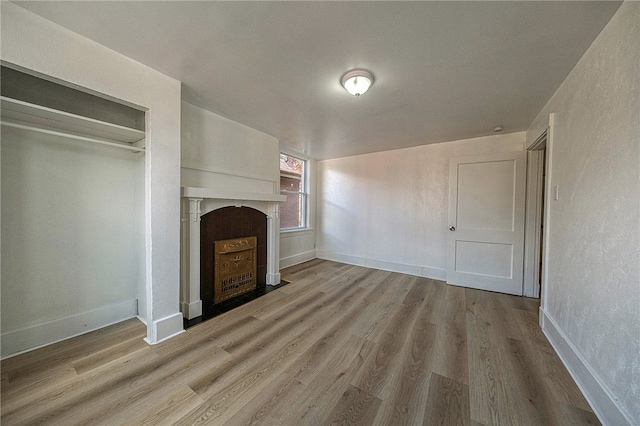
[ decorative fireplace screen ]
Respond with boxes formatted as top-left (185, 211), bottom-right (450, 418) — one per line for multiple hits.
top-left (214, 236), bottom-right (257, 303)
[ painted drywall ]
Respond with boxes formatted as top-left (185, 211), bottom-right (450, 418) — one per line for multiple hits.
top-left (1, 128), bottom-right (141, 356)
top-left (317, 132), bottom-right (525, 278)
top-left (280, 229), bottom-right (316, 268)
top-left (182, 101), bottom-right (279, 190)
top-left (180, 101), bottom-right (289, 312)
top-left (527, 2), bottom-right (640, 423)
top-left (180, 101), bottom-right (317, 271)
top-left (1, 3), bottom-right (183, 350)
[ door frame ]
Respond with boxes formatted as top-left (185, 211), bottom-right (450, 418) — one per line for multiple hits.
top-left (523, 114), bottom-right (555, 310)
top-left (523, 137), bottom-right (545, 298)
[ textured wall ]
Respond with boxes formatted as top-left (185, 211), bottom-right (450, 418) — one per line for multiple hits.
top-left (527, 2), bottom-right (640, 421)
top-left (317, 133), bottom-right (524, 278)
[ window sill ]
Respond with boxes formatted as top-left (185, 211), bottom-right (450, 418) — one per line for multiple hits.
top-left (280, 228), bottom-right (314, 237)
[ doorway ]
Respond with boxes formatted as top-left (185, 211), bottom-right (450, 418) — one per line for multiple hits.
top-left (524, 130), bottom-right (549, 300)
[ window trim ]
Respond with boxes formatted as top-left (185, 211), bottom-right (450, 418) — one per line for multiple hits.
top-left (279, 153), bottom-right (309, 231)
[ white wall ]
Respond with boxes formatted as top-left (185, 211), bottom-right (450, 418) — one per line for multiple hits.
top-left (181, 101), bottom-right (279, 192)
top-left (317, 132), bottom-right (524, 279)
top-left (527, 3), bottom-right (639, 424)
top-left (1, 128), bottom-right (141, 356)
top-left (180, 101), bottom-right (283, 311)
top-left (180, 101), bottom-right (317, 272)
top-left (1, 3), bottom-right (183, 353)
top-left (280, 228), bottom-right (317, 269)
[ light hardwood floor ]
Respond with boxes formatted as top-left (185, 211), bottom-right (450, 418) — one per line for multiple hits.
top-left (1, 260), bottom-right (599, 425)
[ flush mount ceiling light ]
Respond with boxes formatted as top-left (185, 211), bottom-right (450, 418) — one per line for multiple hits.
top-left (341, 69), bottom-right (374, 96)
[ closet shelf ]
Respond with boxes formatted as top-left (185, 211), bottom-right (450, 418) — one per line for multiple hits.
top-left (1, 96), bottom-right (145, 146)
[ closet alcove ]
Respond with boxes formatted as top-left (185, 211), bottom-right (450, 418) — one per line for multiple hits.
top-left (1, 66), bottom-right (147, 357)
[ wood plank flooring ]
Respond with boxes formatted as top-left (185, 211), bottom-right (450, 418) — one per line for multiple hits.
top-left (1, 260), bottom-right (599, 425)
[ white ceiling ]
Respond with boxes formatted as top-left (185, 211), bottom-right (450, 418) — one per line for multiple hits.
top-left (14, 1), bottom-right (621, 160)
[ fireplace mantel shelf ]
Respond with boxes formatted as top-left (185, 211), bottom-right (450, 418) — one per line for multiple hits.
top-left (181, 185), bottom-right (284, 320)
top-left (181, 186), bottom-right (286, 203)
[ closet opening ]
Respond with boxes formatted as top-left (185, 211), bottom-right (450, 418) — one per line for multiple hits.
top-left (1, 65), bottom-right (147, 358)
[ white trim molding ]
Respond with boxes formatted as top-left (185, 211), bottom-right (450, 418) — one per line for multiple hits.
top-left (180, 187), bottom-right (284, 320)
top-left (540, 308), bottom-right (634, 425)
top-left (1, 299), bottom-right (138, 359)
top-left (145, 312), bottom-right (185, 345)
top-left (182, 186), bottom-right (286, 203)
top-left (280, 249), bottom-right (317, 269)
top-left (523, 129), bottom-right (547, 298)
top-left (316, 250), bottom-right (446, 281)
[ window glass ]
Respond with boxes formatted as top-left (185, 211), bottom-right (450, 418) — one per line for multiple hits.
top-left (280, 154), bottom-right (306, 230)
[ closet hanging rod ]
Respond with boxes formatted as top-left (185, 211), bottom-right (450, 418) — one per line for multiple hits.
top-left (1, 121), bottom-right (145, 153)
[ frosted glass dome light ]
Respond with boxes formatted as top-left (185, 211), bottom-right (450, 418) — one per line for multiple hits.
top-left (341, 69), bottom-right (374, 96)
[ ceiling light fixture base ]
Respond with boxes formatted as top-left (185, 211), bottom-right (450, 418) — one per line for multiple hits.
top-left (341, 69), bottom-right (375, 96)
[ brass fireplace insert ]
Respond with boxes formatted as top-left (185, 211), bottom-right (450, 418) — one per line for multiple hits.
top-left (214, 236), bottom-right (257, 303)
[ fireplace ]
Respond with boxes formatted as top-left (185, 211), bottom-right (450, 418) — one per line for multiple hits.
top-left (200, 206), bottom-right (266, 305)
top-left (180, 186), bottom-right (286, 320)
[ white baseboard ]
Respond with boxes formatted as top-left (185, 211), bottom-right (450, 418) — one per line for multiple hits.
top-left (280, 249), bottom-right (317, 269)
top-left (420, 265), bottom-right (447, 281)
top-left (266, 272), bottom-right (282, 286)
top-left (540, 308), bottom-right (633, 425)
top-left (1, 299), bottom-right (138, 359)
top-left (180, 300), bottom-right (202, 320)
top-left (144, 312), bottom-right (184, 345)
top-left (315, 250), bottom-right (446, 281)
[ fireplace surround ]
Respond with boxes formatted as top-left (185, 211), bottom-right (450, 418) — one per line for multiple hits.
top-left (180, 186), bottom-right (285, 320)
top-left (202, 207), bottom-right (264, 304)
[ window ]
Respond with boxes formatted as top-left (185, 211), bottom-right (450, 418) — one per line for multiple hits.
top-left (280, 153), bottom-right (307, 230)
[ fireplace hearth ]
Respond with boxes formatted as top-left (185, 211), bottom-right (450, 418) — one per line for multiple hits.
top-left (183, 278), bottom-right (288, 329)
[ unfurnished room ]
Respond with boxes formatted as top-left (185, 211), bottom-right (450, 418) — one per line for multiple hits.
top-left (1, 1), bottom-right (638, 425)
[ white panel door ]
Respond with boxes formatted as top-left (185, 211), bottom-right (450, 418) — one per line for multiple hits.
top-left (447, 151), bottom-right (526, 295)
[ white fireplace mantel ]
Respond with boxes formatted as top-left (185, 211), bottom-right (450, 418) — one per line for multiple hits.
top-left (180, 186), bottom-right (286, 319)
top-left (181, 186), bottom-right (286, 203)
